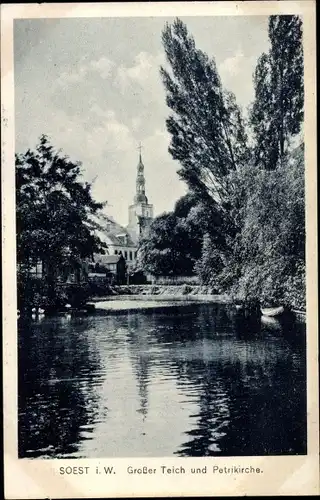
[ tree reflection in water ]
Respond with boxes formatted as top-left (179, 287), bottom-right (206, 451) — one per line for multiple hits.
top-left (18, 303), bottom-right (306, 458)
top-left (172, 307), bottom-right (306, 456)
top-left (127, 315), bottom-right (151, 424)
top-left (18, 316), bottom-right (103, 458)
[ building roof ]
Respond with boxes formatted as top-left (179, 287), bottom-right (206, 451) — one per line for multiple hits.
top-left (105, 231), bottom-right (136, 247)
top-left (93, 253), bottom-right (125, 266)
top-left (95, 216), bottom-right (136, 247)
top-left (103, 255), bottom-right (123, 264)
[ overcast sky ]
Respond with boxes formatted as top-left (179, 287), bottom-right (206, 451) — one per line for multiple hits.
top-left (14, 16), bottom-right (270, 226)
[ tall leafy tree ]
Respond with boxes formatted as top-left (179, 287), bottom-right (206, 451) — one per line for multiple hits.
top-left (16, 135), bottom-right (106, 283)
top-left (233, 145), bottom-right (305, 308)
top-left (160, 19), bottom-right (249, 212)
top-left (138, 194), bottom-right (203, 277)
top-left (250, 15), bottom-right (304, 170)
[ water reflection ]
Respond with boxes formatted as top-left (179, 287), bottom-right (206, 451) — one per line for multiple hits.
top-left (18, 317), bottom-right (104, 458)
top-left (18, 303), bottom-right (306, 458)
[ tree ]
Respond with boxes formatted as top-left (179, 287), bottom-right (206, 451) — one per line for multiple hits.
top-left (161, 19), bottom-right (249, 213)
top-left (224, 144), bottom-right (305, 307)
top-left (138, 194), bottom-right (203, 276)
top-left (250, 15), bottom-right (303, 170)
top-left (156, 16), bottom-right (305, 309)
top-left (241, 14), bottom-right (305, 307)
top-left (16, 135), bottom-right (106, 293)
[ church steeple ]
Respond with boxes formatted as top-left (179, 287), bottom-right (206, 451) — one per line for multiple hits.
top-left (134, 143), bottom-right (148, 204)
top-left (138, 142), bottom-right (143, 164)
top-left (127, 143), bottom-right (154, 243)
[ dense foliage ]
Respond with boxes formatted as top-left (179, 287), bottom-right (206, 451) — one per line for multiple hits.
top-left (160, 19), bottom-right (249, 241)
top-left (16, 135), bottom-right (106, 309)
top-left (250, 15), bottom-right (303, 169)
top-left (138, 193), bottom-right (203, 276)
top-left (140, 15), bottom-right (305, 309)
top-left (223, 145), bottom-right (305, 308)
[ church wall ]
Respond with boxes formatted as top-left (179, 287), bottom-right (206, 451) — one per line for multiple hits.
top-left (128, 204), bottom-right (138, 228)
top-left (109, 245), bottom-right (137, 262)
top-left (106, 243), bottom-right (138, 271)
top-left (144, 203), bottom-right (154, 218)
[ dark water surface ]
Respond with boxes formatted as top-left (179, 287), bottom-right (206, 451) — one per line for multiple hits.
top-left (18, 302), bottom-right (306, 458)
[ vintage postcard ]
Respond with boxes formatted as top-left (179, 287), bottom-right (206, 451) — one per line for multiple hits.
top-left (2, 1), bottom-right (319, 498)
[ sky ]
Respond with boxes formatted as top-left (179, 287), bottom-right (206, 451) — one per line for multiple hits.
top-left (14, 16), bottom-right (270, 226)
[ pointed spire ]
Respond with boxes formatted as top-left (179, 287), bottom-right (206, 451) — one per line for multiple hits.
top-left (138, 142), bottom-right (143, 165)
top-left (135, 142), bottom-right (147, 203)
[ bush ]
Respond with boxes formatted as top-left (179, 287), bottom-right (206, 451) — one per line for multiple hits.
top-left (17, 271), bottom-right (92, 312)
top-left (17, 274), bottom-right (47, 311)
top-left (283, 262), bottom-right (306, 310)
top-left (64, 283), bottom-right (91, 307)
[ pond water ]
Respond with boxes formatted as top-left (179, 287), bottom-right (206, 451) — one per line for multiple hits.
top-left (18, 300), bottom-right (307, 458)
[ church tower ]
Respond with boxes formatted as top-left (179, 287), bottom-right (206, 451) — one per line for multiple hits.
top-left (127, 145), bottom-right (154, 243)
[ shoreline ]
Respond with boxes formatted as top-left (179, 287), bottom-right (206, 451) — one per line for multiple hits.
top-left (89, 293), bottom-right (231, 303)
top-left (89, 294), bottom-right (231, 314)
top-left (90, 283), bottom-right (230, 299)
top-left (18, 285), bottom-right (306, 320)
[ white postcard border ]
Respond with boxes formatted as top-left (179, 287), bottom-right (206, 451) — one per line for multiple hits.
top-left (1, 2), bottom-right (318, 498)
